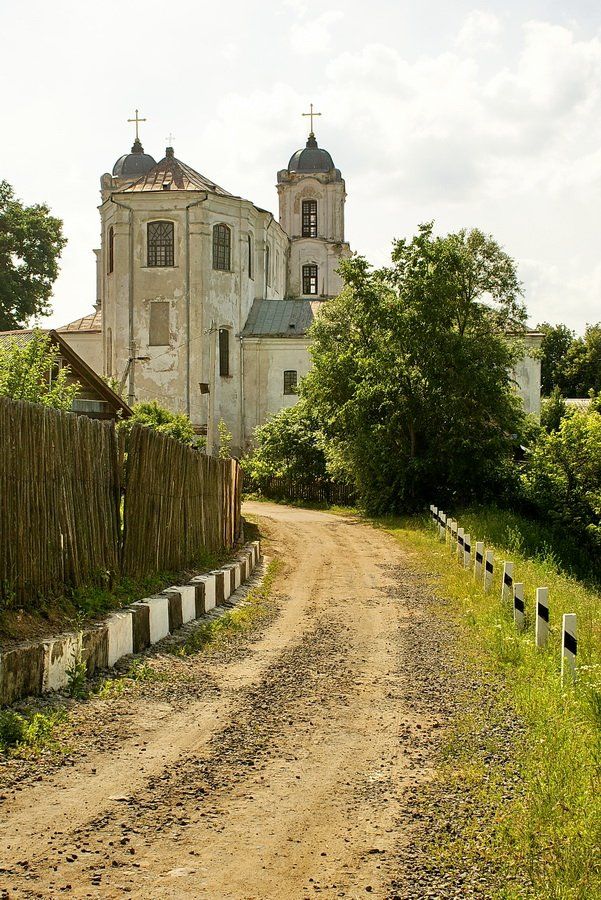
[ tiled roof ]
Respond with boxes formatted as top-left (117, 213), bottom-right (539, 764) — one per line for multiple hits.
top-left (0, 330), bottom-right (40, 347)
top-left (57, 309), bottom-right (102, 332)
top-left (121, 153), bottom-right (233, 196)
top-left (241, 299), bottom-right (324, 338)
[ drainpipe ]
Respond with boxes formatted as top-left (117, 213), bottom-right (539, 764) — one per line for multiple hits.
top-left (110, 196), bottom-right (135, 404)
top-left (185, 193), bottom-right (209, 418)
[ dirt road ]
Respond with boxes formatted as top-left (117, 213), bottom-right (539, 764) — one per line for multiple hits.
top-left (0, 503), bottom-right (455, 899)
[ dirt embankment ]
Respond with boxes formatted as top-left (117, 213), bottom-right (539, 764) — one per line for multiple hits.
top-left (0, 503), bottom-right (486, 899)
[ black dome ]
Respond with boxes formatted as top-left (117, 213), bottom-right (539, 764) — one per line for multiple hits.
top-left (288, 134), bottom-right (335, 173)
top-left (113, 138), bottom-right (156, 178)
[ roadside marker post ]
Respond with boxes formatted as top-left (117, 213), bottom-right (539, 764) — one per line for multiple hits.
top-left (484, 550), bottom-right (494, 592)
top-left (561, 613), bottom-right (578, 685)
top-left (535, 587), bottom-right (550, 648)
top-left (450, 520), bottom-right (458, 555)
top-left (513, 582), bottom-right (525, 631)
top-left (445, 518), bottom-right (451, 545)
top-left (463, 534), bottom-right (471, 570)
top-left (438, 511), bottom-right (447, 541)
top-left (502, 561), bottom-right (514, 604)
top-left (474, 541), bottom-right (484, 581)
top-left (457, 527), bottom-right (464, 562)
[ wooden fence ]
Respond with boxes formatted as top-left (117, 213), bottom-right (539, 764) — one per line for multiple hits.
top-left (0, 397), bottom-right (121, 606)
top-left (0, 400), bottom-right (242, 609)
top-left (122, 426), bottom-right (242, 578)
top-left (255, 475), bottom-right (355, 506)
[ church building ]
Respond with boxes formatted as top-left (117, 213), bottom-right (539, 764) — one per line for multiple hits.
top-left (90, 109), bottom-right (350, 455)
top-left (58, 110), bottom-right (540, 453)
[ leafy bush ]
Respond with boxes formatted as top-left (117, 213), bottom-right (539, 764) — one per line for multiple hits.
top-left (121, 400), bottom-right (200, 446)
top-left (0, 330), bottom-right (79, 410)
top-left (244, 401), bottom-right (329, 488)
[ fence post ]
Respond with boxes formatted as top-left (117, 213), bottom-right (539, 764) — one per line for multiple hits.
top-left (535, 587), bottom-right (549, 648)
top-left (463, 534), bottom-right (471, 570)
top-left (457, 527), bottom-right (464, 562)
top-left (445, 517), bottom-right (452, 545)
top-left (474, 541), bottom-right (484, 581)
top-left (438, 511), bottom-right (446, 541)
top-left (450, 520), bottom-right (457, 554)
top-left (484, 550), bottom-right (494, 592)
top-left (561, 613), bottom-right (577, 685)
top-left (502, 561), bottom-right (514, 604)
top-left (513, 582), bottom-right (525, 631)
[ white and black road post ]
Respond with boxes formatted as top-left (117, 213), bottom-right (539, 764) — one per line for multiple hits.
top-left (484, 550), bottom-right (494, 592)
top-left (463, 534), bottom-right (472, 570)
top-left (502, 561), bottom-right (514, 604)
top-left (457, 527), bottom-right (464, 562)
top-left (513, 582), bottom-right (525, 631)
top-left (450, 520), bottom-right (458, 555)
top-left (474, 542), bottom-right (484, 581)
top-left (438, 511), bottom-right (447, 541)
top-left (535, 587), bottom-right (550, 649)
top-left (561, 613), bottom-right (578, 685)
top-left (445, 517), bottom-right (451, 545)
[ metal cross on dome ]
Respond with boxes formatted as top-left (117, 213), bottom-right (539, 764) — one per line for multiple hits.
top-left (127, 108), bottom-right (147, 141)
top-left (302, 103), bottom-right (322, 135)
top-left (166, 132), bottom-right (175, 146)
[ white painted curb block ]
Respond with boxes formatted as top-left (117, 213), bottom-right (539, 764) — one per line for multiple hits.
top-left (137, 595), bottom-right (170, 644)
top-left (107, 610), bottom-right (134, 667)
top-left (43, 632), bottom-right (83, 692)
top-left (170, 585), bottom-right (197, 624)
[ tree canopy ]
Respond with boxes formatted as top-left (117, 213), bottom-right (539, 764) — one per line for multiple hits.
top-left (122, 400), bottom-right (199, 446)
top-left (537, 321), bottom-right (601, 398)
top-left (302, 224), bottom-right (526, 512)
top-left (0, 331), bottom-right (78, 410)
top-left (0, 181), bottom-right (66, 331)
top-left (244, 401), bottom-right (328, 487)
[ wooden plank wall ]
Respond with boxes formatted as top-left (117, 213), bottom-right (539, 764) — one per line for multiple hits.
top-left (0, 402), bottom-right (242, 609)
top-left (0, 398), bottom-right (120, 607)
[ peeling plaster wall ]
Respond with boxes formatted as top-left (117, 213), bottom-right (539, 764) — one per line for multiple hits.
top-left (241, 337), bottom-right (312, 447)
top-left (512, 333), bottom-right (543, 417)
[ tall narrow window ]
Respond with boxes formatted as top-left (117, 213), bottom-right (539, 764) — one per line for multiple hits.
top-left (219, 328), bottom-right (230, 377)
top-left (149, 301), bottom-right (170, 346)
top-left (283, 370), bottom-right (298, 395)
top-left (248, 234), bottom-right (253, 279)
top-left (266, 244), bottom-right (271, 288)
top-left (302, 264), bottom-right (318, 295)
top-left (147, 221), bottom-right (174, 267)
top-left (106, 328), bottom-right (113, 376)
top-left (302, 200), bottom-right (318, 237)
top-left (213, 224), bottom-right (231, 271)
top-left (107, 226), bottom-right (114, 274)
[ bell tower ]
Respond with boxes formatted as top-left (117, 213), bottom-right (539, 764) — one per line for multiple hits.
top-left (277, 107), bottom-right (350, 299)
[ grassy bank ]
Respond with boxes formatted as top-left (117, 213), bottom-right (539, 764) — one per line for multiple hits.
top-left (375, 508), bottom-right (601, 900)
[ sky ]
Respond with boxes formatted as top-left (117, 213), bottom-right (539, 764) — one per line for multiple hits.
top-left (1, 0), bottom-right (601, 333)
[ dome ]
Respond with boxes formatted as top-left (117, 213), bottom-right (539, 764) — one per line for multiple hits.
top-left (288, 133), bottom-right (335, 174)
top-left (112, 138), bottom-right (157, 178)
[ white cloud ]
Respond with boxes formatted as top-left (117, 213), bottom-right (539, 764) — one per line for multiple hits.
top-left (456, 10), bottom-right (502, 51)
top-left (289, 10), bottom-right (344, 55)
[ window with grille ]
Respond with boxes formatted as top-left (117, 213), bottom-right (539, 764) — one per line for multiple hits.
top-left (248, 234), bottom-right (253, 279)
top-left (266, 244), bottom-right (271, 287)
top-left (283, 370), bottom-right (298, 395)
top-left (302, 200), bottom-right (318, 237)
top-left (147, 221), bottom-right (174, 267)
top-left (213, 224), bottom-right (231, 271)
top-left (302, 264), bottom-right (318, 295)
top-left (219, 328), bottom-right (230, 377)
top-left (107, 226), bottom-right (114, 274)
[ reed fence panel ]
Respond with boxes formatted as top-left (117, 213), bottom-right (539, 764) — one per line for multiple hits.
top-left (255, 475), bottom-right (355, 506)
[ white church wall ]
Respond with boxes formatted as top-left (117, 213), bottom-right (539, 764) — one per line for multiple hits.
top-left (512, 334), bottom-right (543, 417)
top-left (59, 331), bottom-right (103, 374)
top-left (241, 337), bottom-right (312, 447)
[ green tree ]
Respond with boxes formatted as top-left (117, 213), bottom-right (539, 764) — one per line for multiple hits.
top-left (217, 418), bottom-right (233, 459)
top-left (245, 401), bottom-right (328, 487)
top-left (0, 330), bottom-right (79, 409)
top-left (540, 386), bottom-right (568, 433)
top-left (122, 400), bottom-right (198, 446)
top-left (303, 224), bottom-right (526, 512)
top-left (0, 181), bottom-right (66, 330)
top-left (557, 323), bottom-right (601, 397)
top-left (537, 322), bottom-right (575, 395)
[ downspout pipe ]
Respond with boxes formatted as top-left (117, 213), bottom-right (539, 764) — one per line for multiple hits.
top-left (110, 196), bottom-right (135, 404)
top-left (185, 193), bottom-right (209, 418)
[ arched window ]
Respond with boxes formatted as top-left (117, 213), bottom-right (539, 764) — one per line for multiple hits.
top-left (219, 328), bottom-right (230, 376)
top-left (302, 200), bottom-right (318, 237)
top-left (248, 234), bottom-right (253, 279)
top-left (213, 224), bottom-right (231, 271)
top-left (147, 221), bottom-right (174, 267)
top-left (302, 264), bottom-right (318, 295)
top-left (266, 244), bottom-right (271, 288)
top-left (107, 226), bottom-right (114, 274)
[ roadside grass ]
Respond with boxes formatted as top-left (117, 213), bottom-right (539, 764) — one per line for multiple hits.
top-left (174, 559), bottom-right (281, 657)
top-left (0, 707), bottom-right (67, 756)
top-left (375, 511), bottom-right (601, 900)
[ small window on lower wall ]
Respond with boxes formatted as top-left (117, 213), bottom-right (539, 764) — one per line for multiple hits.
top-left (302, 264), bottom-right (318, 295)
top-left (149, 301), bottom-right (170, 346)
top-left (219, 328), bottom-right (230, 377)
top-left (283, 370), bottom-right (298, 395)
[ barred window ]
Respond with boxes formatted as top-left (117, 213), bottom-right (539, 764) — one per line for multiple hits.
top-left (302, 200), bottom-right (318, 237)
top-left (147, 221), bottom-right (174, 267)
top-left (107, 226), bottom-right (114, 274)
top-left (248, 234), bottom-right (253, 279)
top-left (219, 328), bottom-right (230, 377)
top-left (213, 224), bottom-right (231, 271)
top-left (283, 370), bottom-right (298, 395)
top-left (302, 264), bottom-right (318, 295)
